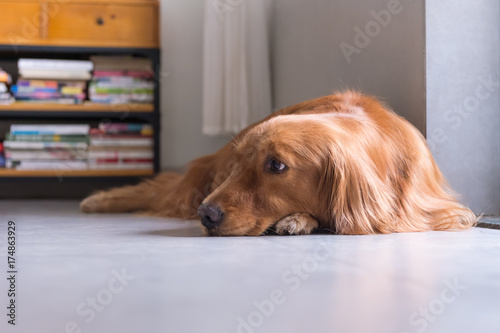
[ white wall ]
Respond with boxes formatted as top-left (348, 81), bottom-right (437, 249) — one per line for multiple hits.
top-left (426, 0), bottom-right (500, 215)
top-left (159, 0), bottom-right (230, 169)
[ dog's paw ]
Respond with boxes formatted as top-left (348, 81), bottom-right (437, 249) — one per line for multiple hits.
top-left (80, 192), bottom-right (107, 213)
top-left (275, 213), bottom-right (319, 235)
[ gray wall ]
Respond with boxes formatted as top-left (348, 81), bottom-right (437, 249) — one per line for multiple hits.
top-left (426, 0), bottom-right (500, 215)
top-left (160, 0), bottom-right (230, 169)
top-left (271, 0), bottom-right (426, 132)
top-left (160, 0), bottom-right (426, 169)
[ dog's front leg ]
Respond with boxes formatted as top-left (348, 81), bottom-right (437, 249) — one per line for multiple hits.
top-left (274, 213), bottom-right (319, 235)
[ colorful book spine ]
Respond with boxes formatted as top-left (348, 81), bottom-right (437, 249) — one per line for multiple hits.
top-left (98, 124), bottom-right (153, 135)
top-left (5, 133), bottom-right (88, 142)
top-left (17, 80), bottom-right (59, 88)
top-left (88, 163), bottom-right (152, 170)
top-left (88, 150), bottom-right (153, 159)
top-left (90, 87), bottom-right (153, 94)
top-left (6, 160), bottom-right (88, 170)
top-left (10, 124), bottom-right (90, 135)
top-left (93, 70), bottom-right (154, 79)
top-left (12, 86), bottom-right (59, 94)
top-left (5, 150), bottom-right (87, 160)
top-left (3, 141), bottom-right (88, 149)
top-left (89, 138), bottom-right (153, 147)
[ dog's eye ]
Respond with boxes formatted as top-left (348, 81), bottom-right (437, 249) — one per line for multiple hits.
top-left (266, 158), bottom-right (288, 173)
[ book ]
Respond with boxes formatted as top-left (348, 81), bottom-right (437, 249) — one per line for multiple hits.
top-left (18, 59), bottom-right (93, 72)
top-left (91, 56), bottom-right (152, 71)
top-left (90, 87), bottom-right (153, 94)
top-left (88, 150), bottom-right (153, 159)
top-left (17, 80), bottom-right (86, 88)
top-left (19, 70), bottom-right (92, 80)
top-left (14, 97), bottom-right (82, 104)
top-left (6, 159), bottom-right (88, 170)
top-left (88, 162), bottom-right (153, 170)
top-left (93, 71), bottom-right (154, 79)
top-left (89, 56), bottom-right (154, 105)
top-left (12, 79), bottom-right (87, 103)
top-left (5, 149), bottom-right (87, 160)
top-left (97, 123), bottom-right (153, 134)
top-left (89, 145), bottom-right (152, 151)
top-left (5, 133), bottom-right (88, 142)
top-left (10, 124), bottom-right (90, 135)
top-left (17, 80), bottom-right (59, 88)
top-left (12, 86), bottom-right (59, 94)
top-left (89, 137), bottom-right (153, 147)
top-left (88, 94), bottom-right (153, 104)
top-left (0, 142), bottom-right (4, 168)
top-left (0, 97), bottom-right (14, 105)
top-left (61, 86), bottom-right (84, 95)
top-left (3, 141), bottom-right (88, 149)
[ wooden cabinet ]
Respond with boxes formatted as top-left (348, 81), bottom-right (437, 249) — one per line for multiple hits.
top-left (0, 0), bottom-right (159, 48)
top-left (0, 2), bottom-right (41, 42)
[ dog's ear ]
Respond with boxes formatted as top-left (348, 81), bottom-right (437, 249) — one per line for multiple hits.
top-left (317, 144), bottom-right (396, 234)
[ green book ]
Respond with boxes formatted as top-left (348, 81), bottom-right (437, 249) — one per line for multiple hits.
top-left (5, 132), bottom-right (88, 142)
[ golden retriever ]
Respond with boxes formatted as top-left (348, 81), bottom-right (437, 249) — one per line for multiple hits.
top-left (80, 91), bottom-right (476, 236)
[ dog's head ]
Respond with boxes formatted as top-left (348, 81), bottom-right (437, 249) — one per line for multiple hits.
top-left (198, 112), bottom-right (393, 236)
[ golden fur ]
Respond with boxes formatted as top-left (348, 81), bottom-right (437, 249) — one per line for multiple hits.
top-left (80, 91), bottom-right (476, 236)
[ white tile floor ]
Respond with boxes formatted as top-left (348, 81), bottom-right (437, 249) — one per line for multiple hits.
top-left (1, 200), bottom-right (500, 333)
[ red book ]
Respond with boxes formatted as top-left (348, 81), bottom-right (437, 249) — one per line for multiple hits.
top-left (122, 158), bottom-right (154, 163)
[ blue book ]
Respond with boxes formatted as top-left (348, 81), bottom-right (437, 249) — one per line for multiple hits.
top-left (10, 124), bottom-right (90, 135)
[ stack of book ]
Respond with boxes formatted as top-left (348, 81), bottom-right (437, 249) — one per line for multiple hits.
top-left (89, 123), bottom-right (153, 170)
top-left (0, 67), bottom-right (14, 105)
top-left (89, 56), bottom-right (154, 104)
top-left (0, 142), bottom-right (5, 168)
top-left (3, 124), bottom-right (89, 170)
top-left (11, 59), bottom-right (93, 104)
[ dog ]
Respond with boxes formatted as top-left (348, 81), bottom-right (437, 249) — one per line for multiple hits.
top-left (80, 91), bottom-right (476, 236)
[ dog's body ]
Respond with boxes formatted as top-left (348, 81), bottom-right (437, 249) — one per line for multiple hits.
top-left (81, 91), bottom-right (476, 236)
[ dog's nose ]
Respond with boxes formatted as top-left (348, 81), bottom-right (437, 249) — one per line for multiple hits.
top-left (197, 203), bottom-right (224, 229)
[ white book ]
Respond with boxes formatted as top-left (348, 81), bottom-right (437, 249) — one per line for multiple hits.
top-left (7, 160), bottom-right (88, 170)
top-left (18, 59), bottom-right (94, 72)
top-left (88, 150), bottom-right (153, 159)
top-left (10, 124), bottom-right (90, 135)
top-left (90, 138), bottom-right (153, 147)
top-left (0, 98), bottom-right (14, 105)
top-left (4, 141), bottom-right (88, 149)
top-left (19, 70), bottom-right (91, 80)
top-left (88, 163), bottom-right (153, 170)
top-left (5, 150), bottom-right (87, 160)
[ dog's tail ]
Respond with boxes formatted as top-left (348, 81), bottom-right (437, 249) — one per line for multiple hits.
top-left (79, 172), bottom-right (182, 215)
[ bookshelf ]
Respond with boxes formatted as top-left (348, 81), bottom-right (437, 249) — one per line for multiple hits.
top-left (0, 45), bottom-right (161, 198)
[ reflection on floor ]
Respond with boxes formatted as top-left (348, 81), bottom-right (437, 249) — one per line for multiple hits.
top-left (1, 200), bottom-right (499, 333)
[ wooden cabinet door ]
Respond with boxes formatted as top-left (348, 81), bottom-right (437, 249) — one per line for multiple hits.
top-left (46, 2), bottom-right (159, 48)
top-left (0, 1), bottom-right (41, 46)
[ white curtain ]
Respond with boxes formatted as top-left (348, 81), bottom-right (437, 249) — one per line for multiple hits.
top-left (202, 0), bottom-right (272, 136)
